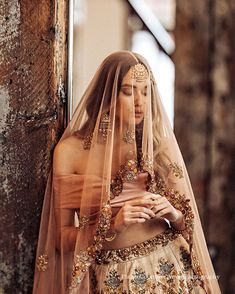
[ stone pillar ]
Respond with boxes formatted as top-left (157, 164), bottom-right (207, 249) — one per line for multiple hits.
top-left (174, 1), bottom-right (235, 293)
top-left (0, 0), bottom-right (68, 292)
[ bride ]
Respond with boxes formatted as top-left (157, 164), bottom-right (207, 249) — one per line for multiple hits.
top-left (33, 51), bottom-right (221, 293)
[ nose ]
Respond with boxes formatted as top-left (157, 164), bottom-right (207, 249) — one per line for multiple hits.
top-left (134, 90), bottom-right (143, 106)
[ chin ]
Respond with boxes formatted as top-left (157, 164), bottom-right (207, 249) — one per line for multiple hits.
top-left (135, 117), bottom-right (144, 125)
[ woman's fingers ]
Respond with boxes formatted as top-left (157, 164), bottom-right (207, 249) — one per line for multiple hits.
top-left (127, 218), bottom-right (146, 224)
top-left (153, 203), bottom-right (168, 213)
top-left (129, 212), bottom-right (151, 220)
top-left (126, 194), bottom-right (162, 207)
top-left (129, 206), bottom-right (155, 218)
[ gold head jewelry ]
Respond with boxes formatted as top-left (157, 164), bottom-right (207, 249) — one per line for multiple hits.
top-left (130, 63), bottom-right (149, 81)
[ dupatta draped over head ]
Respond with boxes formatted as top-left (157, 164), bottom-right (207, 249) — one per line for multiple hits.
top-left (33, 51), bottom-right (221, 293)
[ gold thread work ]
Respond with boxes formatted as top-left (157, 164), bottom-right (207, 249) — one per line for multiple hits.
top-left (36, 254), bottom-right (48, 272)
top-left (169, 162), bottom-right (184, 179)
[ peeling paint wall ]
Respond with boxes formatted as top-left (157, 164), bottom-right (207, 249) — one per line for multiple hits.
top-left (0, 0), bottom-right (68, 292)
top-left (174, 1), bottom-right (235, 293)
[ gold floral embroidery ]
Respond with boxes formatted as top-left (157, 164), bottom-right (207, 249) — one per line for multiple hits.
top-left (130, 267), bottom-right (157, 293)
top-left (123, 130), bottom-right (135, 144)
top-left (153, 178), bottom-right (195, 246)
top-left (156, 256), bottom-right (206, 294)
top-left (156, 258), bottom-right (185, 293)
top-left (153, 172), bottom-right (207, 291)
top-left (95, 228), bottom-right (180, 265)
top-left (69, 203), bottom-right (112, 289)
top-left (110, 159), bottom-right (139, 198)
top-left (78, 215), bottom-right (90, 229)
top-left (158, 258), bottom-right (175, 275)
top-left (180, 246), bottom-right (192, 271)
top-left (110, 154), bottom-right (155, 199)
top-left (36, 254), bottom-right (48, 272)
top-left (103, 269), bottom-right (124, 293)
top-left (169, 162), bottom-right (184, 178)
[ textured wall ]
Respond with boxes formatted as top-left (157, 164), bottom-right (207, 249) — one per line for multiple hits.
top-left (174, 1), bottom-right (235, 293)
top-left (0, 0), bottom-right (67, 293)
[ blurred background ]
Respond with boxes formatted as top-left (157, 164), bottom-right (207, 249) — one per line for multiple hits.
top-left (0, 0), bottom-right (234, 293)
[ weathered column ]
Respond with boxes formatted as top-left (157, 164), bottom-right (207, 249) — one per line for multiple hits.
top-left (174, 1), bottom-right (235, 293)
top-left (0, 1), bottom-right (68, 293)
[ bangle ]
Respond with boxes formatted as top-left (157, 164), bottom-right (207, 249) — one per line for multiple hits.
top-left (171, 226), bottom-right (187, 234)
top-left (104, 223), bottom-right (117, 242)
top-left (105, 232), bottom-right (117, 242)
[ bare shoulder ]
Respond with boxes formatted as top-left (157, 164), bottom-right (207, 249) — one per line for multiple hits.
top-left (53, 135), bottom-right (86, 174)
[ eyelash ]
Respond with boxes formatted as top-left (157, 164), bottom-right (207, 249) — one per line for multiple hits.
top-left (122, 90), bottom-right (147, 96)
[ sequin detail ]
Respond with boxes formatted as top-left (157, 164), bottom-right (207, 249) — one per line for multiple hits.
top-left (130, 267), bottom-right (157, 293)
top-left (180, 246), bottom-right (192, 271)
top-left (123, 130), bottom-right (135, 144)
top-left (153, 173), bottom-right (194, 246)
top-left (169, 162), bottom-right (184, 179)
top-left (110, 154), bottom-right (155, 199)
top-left (103, 269), bottom-right (124, 293)
top-left (69, 203), bottom-right (112, 289)
top-left (95, 228), bottom-right (180, 265)
top-left (36, 254), bottom-right (48, 272)
top-left (78, 215), bottom-right (90, 229)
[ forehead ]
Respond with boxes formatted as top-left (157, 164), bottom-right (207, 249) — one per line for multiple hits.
top-left (121, 67), bottom-right (150, 86)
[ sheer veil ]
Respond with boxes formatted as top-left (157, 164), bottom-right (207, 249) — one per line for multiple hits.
top-left (33, 51), bottom-right (221, 293)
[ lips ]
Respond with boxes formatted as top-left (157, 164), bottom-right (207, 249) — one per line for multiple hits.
top-left (135, 111), bottom-right (143, 117)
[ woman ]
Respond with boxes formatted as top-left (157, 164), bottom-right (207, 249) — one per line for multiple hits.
top-left (33, 51), bottom-right (221, 293)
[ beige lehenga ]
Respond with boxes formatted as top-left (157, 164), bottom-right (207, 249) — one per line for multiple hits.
top-left (33, 51), bottom-right (221, 293)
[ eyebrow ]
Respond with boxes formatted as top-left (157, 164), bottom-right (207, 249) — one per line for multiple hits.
top-left (121, 83), bottom-right (147, 89)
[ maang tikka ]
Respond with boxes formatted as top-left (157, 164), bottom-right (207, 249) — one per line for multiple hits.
top-left (130, 63), bottom-right (149, 82)
top-left (99, 113), bottom-right (111, 141)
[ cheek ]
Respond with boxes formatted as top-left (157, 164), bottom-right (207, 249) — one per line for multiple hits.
top-left (118, 95), bottom-right (133, 113)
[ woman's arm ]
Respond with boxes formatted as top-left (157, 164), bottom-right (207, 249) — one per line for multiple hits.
top-left (151, 194), bottom-right (186, 231)
top-left (53, 141), bottom-right (79, 252)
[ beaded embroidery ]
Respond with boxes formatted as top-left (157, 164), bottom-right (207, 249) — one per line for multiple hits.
top-left (78, 215), bottom-right (90, 229)
top-left (169, 162), bottom-right (184, 179)
top-left (103, 269), bottom-right (124, 293)
top-left (123, 130), bottom-right (135, 144)
top-left (130, 267), bottom-right (157, 293)
top-left (36, 254), bottom-right (48, 272)
top-left (95, 228), bottom-right (179, 265)
top-left (69, 203), bottom-right (112, 289)
top-left (110, 154), bottom-right (155, 199)
top-left (180, 246), bottom-right (192, 271)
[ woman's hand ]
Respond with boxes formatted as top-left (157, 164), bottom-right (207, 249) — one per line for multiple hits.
top-left (150, 194), bottom-right (182, 223)
top-left (113, 195), bottom-right (158, 233)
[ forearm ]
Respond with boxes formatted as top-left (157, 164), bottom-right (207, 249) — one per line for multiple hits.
top-left (170, 209), bottom-right (186, 231)
top-left (57, 226), bottom-right (77, 252)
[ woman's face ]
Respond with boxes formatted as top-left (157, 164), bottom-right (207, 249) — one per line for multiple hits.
top-left (117, 67), bottom-right (150, 125)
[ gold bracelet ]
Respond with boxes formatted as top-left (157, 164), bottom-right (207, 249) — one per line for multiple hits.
top-left (171, 226), bottom-right (187, 234)
top-left (105, 232), bottom-right (117, 242)
top-left (104, 223), bottom-right (117, 242)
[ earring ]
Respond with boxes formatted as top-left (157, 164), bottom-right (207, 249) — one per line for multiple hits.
top-left (99, 113), bottom-right (111, 141)
top-left (83, 132), bottom-right (93, 150)
top-left (123, 130), bottom-right (135, 144)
